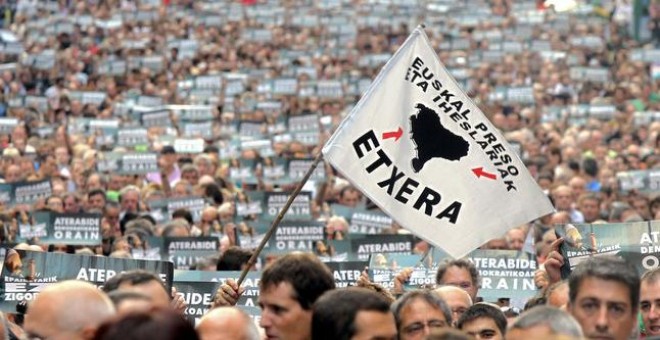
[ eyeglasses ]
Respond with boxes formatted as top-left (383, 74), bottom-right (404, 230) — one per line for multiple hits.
top-left (402, 320), bottom-right (448, 336)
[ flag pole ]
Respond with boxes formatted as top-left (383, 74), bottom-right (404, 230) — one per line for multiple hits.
top-left (236, 152), bottom-right (325, 286)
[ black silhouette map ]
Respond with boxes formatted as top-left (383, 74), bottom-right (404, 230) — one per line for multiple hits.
top-left (409, 103), bottom-right (469, 172)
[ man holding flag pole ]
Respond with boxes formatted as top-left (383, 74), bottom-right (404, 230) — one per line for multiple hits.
top-left (212, 24), bottom-right (554, 332)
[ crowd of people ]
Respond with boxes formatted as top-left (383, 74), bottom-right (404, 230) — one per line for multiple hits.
top-left (0, 0), bottom-right (657, 338)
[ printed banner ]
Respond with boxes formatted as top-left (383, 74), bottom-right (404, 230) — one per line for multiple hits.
top-left (351, 234), bottom-right (414, 261)
top-left (163, 237), bottom-right (219, 270)
top-left (558, 221), bottom-right (660, 275)
top-left (0, 249), bottom-right (173, 312)
top-left (18, 212), bottom-right (102, 245)
top-left (173, 270), bottom-right (262, 323)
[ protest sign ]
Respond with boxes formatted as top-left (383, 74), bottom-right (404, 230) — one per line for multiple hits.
top-left (0, 249), bottom-right (173, 312)
top-left (617, 170), bottom-right (660, 194)
top-left (119, 153), bottom-right (159, 175)
top-left (117, 128), bottom-right (149, 147)
top-left (173, 270), bottom-right (262, 323)
top-left (369, 253), bottom-right (438, 290)
top-left (325, 261), bottom-right (368, 288)
top-left (558, 222), bottom-right (660, 275)
top-left (322, 26), bottom-right (553, 258)
top-left (163, 237), bottom-right (219, 270)
top-left (174, 138), bottom-right (205, 154)
top-left (467, 249), bottom-right (538, 307)
top-left (349, 210), bottom-right (393, 234)
top-left (18, 212), bottom-right (102, 245)
top-left (11, 180), bottom-right (52, 206)
top-left (351, 234), bottom-right (414, 261)
top-left (263, 191), bottom-right (313, 221)
top-left (265, 221), bottom-right (326, 253)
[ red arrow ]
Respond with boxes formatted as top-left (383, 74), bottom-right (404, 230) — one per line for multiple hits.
top-left (472, 167), bottom-right (497, 180)
top-left (382, 127), bottom-right (403, 142)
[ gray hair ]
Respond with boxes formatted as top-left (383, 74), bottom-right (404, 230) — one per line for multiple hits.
top-left (119, 185), bottom-right (141, 202)
top-left (509, 306), bottom-right (582, 338)
top-left (392, 290), bottom-right (452, 330)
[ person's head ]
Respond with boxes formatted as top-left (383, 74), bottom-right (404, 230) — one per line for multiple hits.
top-left (119, 186), bottom-right (140, 214)
top-left (62, 193), bottom-right (80, 213)
top-left (567, 256), bottom-right (639, 340)
top-left (506, 306), bottom-right (583, 340)
top-left (46, 195), bottom-right (64, 213)
top-left (180, 164), bottom-right (200, 186)
top-left (161, 220), bottom-right (190, 237)
top-left (544, 281), bottom-right (569, 308)
top-left (312, 287), bottom-right (397, 340)
top-left (392, 290), bottom-right (452, 340)
top-left (504, 228), bottom-right (525, 251)
top-left (217, 246), bottom-right (253, 271)
top-left (551, 185), bottom-right (574, 212)
top-left (102, 270), bottom-right (170, 310)
top-left (197, 307), bottom-right (261, 340)
top-left (456, 303), bottom-right (507, 340)
top-left (159, 146), bottom-right (178, 169)
top-left (640, 268), bottom-right (660, 336)
top-left (4, 164), bottom-right (22, 183)
top-left (259, 253), bottom-right (335, 340)
top-left (88, 189), bottom-right (107, 211)
top-left (338, 185), bottom-right (361, 207)
top-left (436, 259), bottom-right (479, 302)
top-left (24, 280), bottom-right (116, 340)
top-left (106, 290), bottom-right (154, 317)
top-left (86, 173), bottom-right (106, 191)
top-left (94, 310), bottom-right (198, 340)
top-left (433, 286), bottom-right (473, 326)
top-left (54, 146), bottom-right (70, 166)
top-left (578, 193), bottom-right (601, 223)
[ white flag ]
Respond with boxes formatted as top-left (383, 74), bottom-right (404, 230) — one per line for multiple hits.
top-left (322, 27), bottom-right (554, 258)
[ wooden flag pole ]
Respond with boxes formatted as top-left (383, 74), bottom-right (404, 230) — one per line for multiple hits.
top-left (236, 152), bottom-right (324, 287)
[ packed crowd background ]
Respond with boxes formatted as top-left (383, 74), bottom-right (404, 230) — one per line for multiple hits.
top-left (0, 0), bottom-right (658, 339)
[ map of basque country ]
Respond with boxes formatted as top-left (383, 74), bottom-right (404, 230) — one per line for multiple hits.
top-left (409, 103), bottom-right (469, 173)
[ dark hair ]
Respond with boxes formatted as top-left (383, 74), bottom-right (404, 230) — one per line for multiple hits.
top-left (88, 189), bottom-right (107, 201)
top-left (171, 208), bottom-right (193, 226)
top-left (582, 158), bottom-right (599, 177)
top-left (217, 246), bottom-right (253, 271)
top-left (568, 256), bottom-right (640, 312)
top-left (391, 290), bottom-right (452, 331)
top-left (204, 183), bottom-right (224, 205)
top-left (94, 310), bottom-right (199, 340)
top-left (312, 287), bottom-right (392, 340)
top-left (260, 253), bottom-right (335, 310)
top-left (457, 303), bottom-right (507, 336)
top-left (436, 259), bottom-right (479, 287)
top-left (102, 270), bottom-right (168, 297)
top-left (106, 290), bottom-right (152, 307)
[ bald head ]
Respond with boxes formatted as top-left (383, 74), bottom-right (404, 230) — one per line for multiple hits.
top-left (25, 280), bottom-right (115, 340)
top-left (197, 307), bottom-right (260, 340)
top-left (434, 286), bottom-right (473, 326)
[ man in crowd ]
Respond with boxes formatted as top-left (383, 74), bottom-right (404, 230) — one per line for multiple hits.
top-left (434, 286), bottom-right (473, 326)
top-left (312, 287), bottom-right (397, 340)
top-left (567, 256), bottom-right (639, 340)
top-left (228, 253), bottom-right (334, 340)
top-left (102, 270), bottom-right (183, 312)
top-left (391, 290), bottom-right (452, 339)
top-left (551, 185), bottom-right (584, 223)
top-left (456, 303), bottom-right (507, 340)
top-left (197, 307), bottom-right (261, 340)
top-left (507, 306), bottom-right (583, 340)
top-left (436, 259), bottom-right (479, 302)
top-left (640, 267), bottom-right (660, 336)
top-left (24, 280), bottom-right (115, 340)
